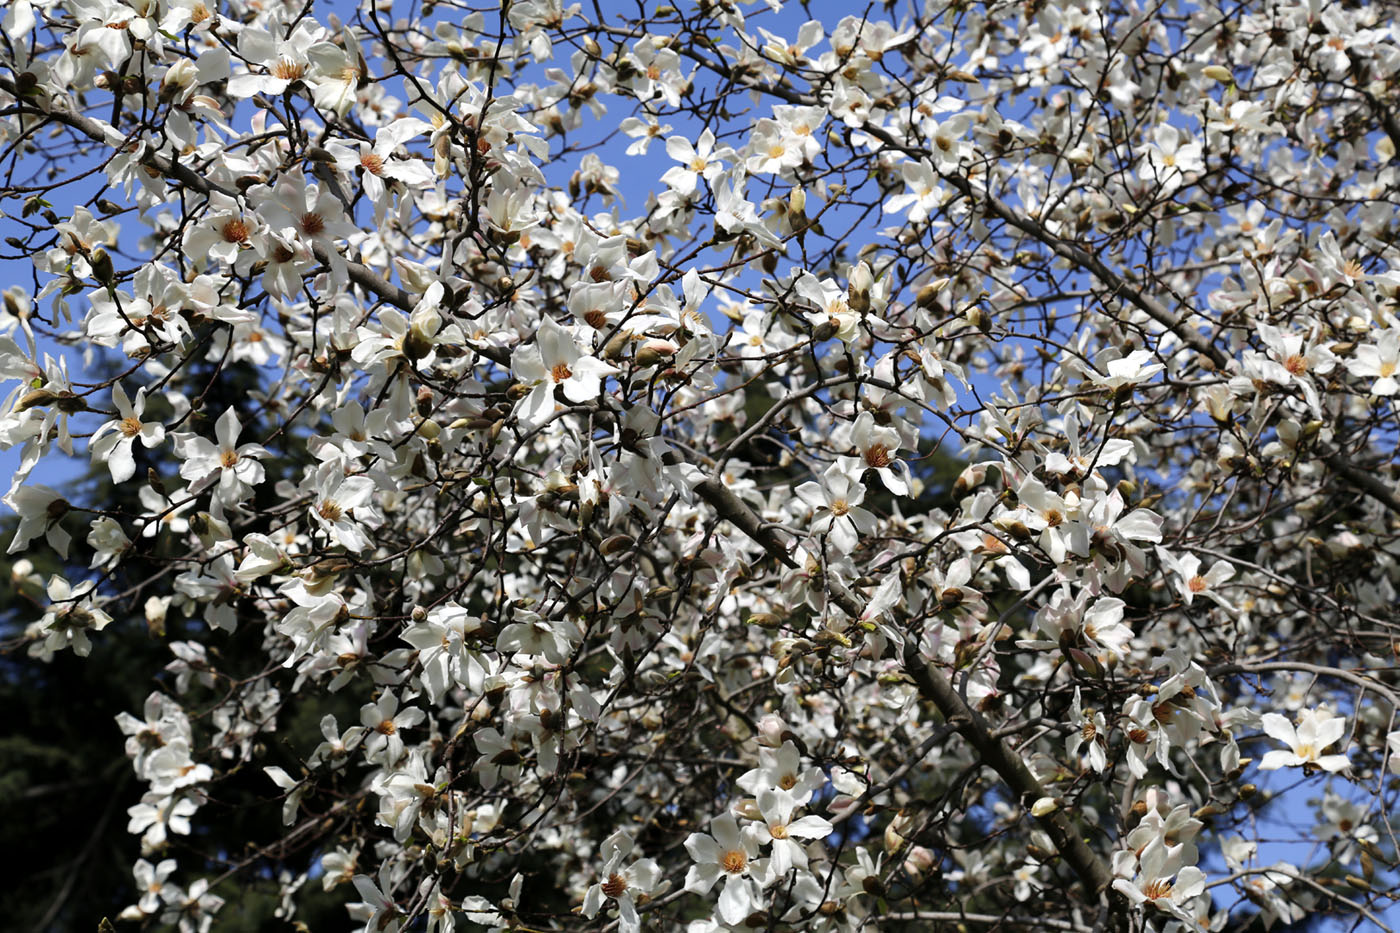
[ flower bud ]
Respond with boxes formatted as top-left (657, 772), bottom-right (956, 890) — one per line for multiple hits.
top-left (755, 714), bottom-right (787, 748)
top-left (916, 278), bottom-right (950, 308)
top-left (90, 247), bottom-right (116, 286)
top-left (599, 534), bottom-right (634, 556)
top-left (902, 845), bottom-right (937, 880)
top-left (848, 261), bottom-right (874, 314)
top-left (634, 340), bottom-right (676, 368)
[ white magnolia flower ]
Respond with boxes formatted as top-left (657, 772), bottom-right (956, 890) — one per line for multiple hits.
top-left (753, 789), bottom-right (833, 874)
top-left (581, 830), bottom-right (664, 933)
top-left (795, 463), bottom-right (876, 551)
top-left (1258, 708), bottom-right (1350, 772)
top-left (840, 411), bottom-right (911, 496)
top-left (1111, 839), bottom-right (1206, 920)
top-left (1155, 547), bottom-right (1235, 609)
top-left (1345, 329), bottom-right (1400, 396)
top-left (90, 384), bottom-right (165, 484)
top-left (1066, 687), bottom-right (1109, 772)
top-left (176, 407), bottom-right (268, 501)
top-left (684, 813), bottom-right (771, 925)
top-left (309, 463), bottom-right (379, 553)
top-left (359, 693), bottom-right (425, 765)
top-left (511, 316), bottom-right (617, 427)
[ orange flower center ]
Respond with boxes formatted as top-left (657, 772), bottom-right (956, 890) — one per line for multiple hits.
top-left (220, 449), bottom-right (239, 469)
top-left (551, 362), bottom-right (573, 382)
top-left (377, 719), bottom-right (396, 735)
top-left (360, 153), bottom-right (384, 176)
top-left (1187, 575), bottom-right (1207, 593)
top-left (1284, 353), bottom-right (1307, 375)
top-left (272, 59), bottom-right (305, 81)
top-left (601, 874), bottom-right (628, 898)
top-left (220, 218), bottom-right (249, 243)
top-left (318, 500), bottom-right (344, 521)
top-left (119, 416), bottom-right (143, 437)
top-left (720, 849), bottom-right (748, 874)
top-left (864, 444), bottom-right (892, 468)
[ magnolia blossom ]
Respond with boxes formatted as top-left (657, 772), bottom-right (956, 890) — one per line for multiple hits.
top-left (752, 789), bottom-right (833, 874)
top-left (1066, 687), bottom-right (1108, 772)
top-left (89, 384), bottom-right (165, 483)
top-left (1258, 709), bottom-right (1351, 772)
top-left (176, 408), bottom-right (268, 502)
top-left (684, 814), bottom-right (771, 926)
top-left (1346, 329), bottom-right (1400, 396)
top-left (795, 463), bottom-right (876, 551)
top-left (1155, 547), bottom-right (1235, 609)
top-left (511, 316), bottom-right (617, 426)
top-left (581, 831), bottom-right (664, 933)
top-left (662, 129), bottom-right (729, 196)
top-left (308, 463), bottom-right (379, 552)
top-left (1111, 839), bottom-right (1207, 920)
top-left (7, 2), bottom-right (1400, 931)
top-left (840, 411), bottom-right (911, 496)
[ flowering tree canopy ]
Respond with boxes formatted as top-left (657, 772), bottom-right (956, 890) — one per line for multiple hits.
top-left (4, 0), bottom-right (1400, 930)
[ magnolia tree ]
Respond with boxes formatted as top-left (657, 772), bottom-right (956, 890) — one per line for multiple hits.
top-left (4, 0), bottom-right (1400, 929)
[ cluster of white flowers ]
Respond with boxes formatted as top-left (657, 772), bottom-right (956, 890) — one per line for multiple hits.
top-left (4, 0), bottom-right (1400, 929)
